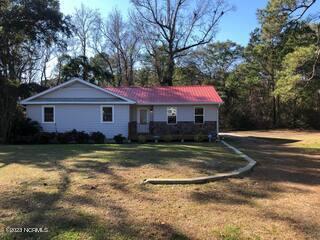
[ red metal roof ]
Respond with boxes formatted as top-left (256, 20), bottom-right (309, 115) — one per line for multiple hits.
top-left (106, 85), bottom-right (223, 104)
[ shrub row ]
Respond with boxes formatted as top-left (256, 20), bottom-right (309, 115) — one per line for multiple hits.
top-left (13, 132), bottom-right (212, 144)
top-left (9, 117), bottom-right (214, 144)
top-left (12, 130), bottom-right (106, 144)
top-left (136, 133), bottom-right (211, 143)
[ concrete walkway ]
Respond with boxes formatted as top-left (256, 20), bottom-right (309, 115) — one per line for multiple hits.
top-left (142, 140), bottom-right (256, 185)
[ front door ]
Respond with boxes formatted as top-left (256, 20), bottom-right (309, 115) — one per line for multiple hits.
top-left (137, 108), bottom-right (149, 133)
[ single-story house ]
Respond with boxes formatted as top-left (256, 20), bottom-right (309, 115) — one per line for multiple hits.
top-left (21, 78), bottom-right (223, 139)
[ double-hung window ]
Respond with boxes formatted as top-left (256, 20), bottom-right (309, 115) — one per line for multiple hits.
top-left (167, 107), bottom-right (177, 124)
top-left (43, 106), bottom-right (55, 123)
top-left (101, 106), bottom-right (113, 123)
top-left (194, 107), bottom-right (204, 124)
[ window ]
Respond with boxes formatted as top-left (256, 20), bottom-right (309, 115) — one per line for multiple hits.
top-left (43, 106), bottom-right (55, 123)
top-left (167, 107), bottom-right (177, 124)
top-left (194, 107), bottom-right (204, 124)
top-left (101, 106), bottom-right (113, 123)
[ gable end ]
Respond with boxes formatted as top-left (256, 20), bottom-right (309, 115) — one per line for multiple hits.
top-left (21, 78), bottom-right (135, 105)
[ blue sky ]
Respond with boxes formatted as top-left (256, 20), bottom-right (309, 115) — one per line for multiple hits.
top-left (60, 0), bottom-right (269, 46)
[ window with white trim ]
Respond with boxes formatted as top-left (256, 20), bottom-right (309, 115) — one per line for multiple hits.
top-left (194, 107), bottom-right (204, 124)
top-left (101, 106), bottom-right (113, 122)
top-left (43, 106), bottom-right (54, 123)
top-left (167, 107), bottom-right (177, 124)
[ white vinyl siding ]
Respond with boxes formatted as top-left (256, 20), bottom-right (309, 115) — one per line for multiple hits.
top-left (26, 104), bottom-right (130, 138)
top-left (152, 105), bottom-right (218, 122)
top-left (39, 82), bottom-right (119, 99)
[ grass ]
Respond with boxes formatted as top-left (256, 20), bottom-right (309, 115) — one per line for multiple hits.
top-left (0, 131), bottom-right (319, 240)
top-left (229, 129), bottom-right (320, 153)
top-left (0, 143), bottom-right (244, 180)
top-left (0, 142), bottom-right (243, 240)
top-left (214, 224), bottom-right (261, 240)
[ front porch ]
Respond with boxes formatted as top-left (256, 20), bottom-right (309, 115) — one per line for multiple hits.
top-left (128, 105), bottom-right (218, 140)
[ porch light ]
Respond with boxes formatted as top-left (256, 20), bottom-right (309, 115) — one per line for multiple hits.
top-left (150, 106), bottom-right (153, 112)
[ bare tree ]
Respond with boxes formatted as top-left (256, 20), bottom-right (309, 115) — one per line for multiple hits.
top-left (72, 4), bottom-right (98, 80)
top-left (131, 0), bottom-right (230, 85)
top-left (13, 41), bottom-right (45, 84)
top-left (91, 23), bottom-right (116, 84)
top-left (92, 9), bottom-right (140, 86)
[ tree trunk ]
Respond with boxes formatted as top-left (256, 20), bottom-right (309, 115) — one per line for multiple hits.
top-left (270, 74), bottom-right (277, 128)
top-left (272, 95), bottom-right (277, 127)
top-left (128, 61), bottom-right (134, 86)
top-left (276, 95), bottom-right (280, 126)
top-left (0, 83), bottom-right (18, 143)
top-left (154, 56), bottom-right (163, 84)
top-left (163, 54), bottom-right (174, 86)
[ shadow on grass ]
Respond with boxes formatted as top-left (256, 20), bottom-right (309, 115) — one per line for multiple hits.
top-left (188, 134), bottom-right (320, 239)
top-left (189, 134), bottom-right (320, 206)
top-left (189, 179), bottom-right (278, 206)
top-left (222, 135), bottom-right (320, 185)
top-left (262, 210), bottom-right (320, 240)
top-left (1, 188), bottom-right (189, 240)
top-left (1, 137), bottom-right (318, 239)
top-left (0, 144), bottom-right (196, 240)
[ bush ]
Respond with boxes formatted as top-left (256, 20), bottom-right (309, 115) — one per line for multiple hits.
top-left (36, 130), bottom-right (104, 144)
top-left (56, 132), bottom-right (70, 144)
top-left (67, 129), bottom-right (78, 143)
top-left (56, 129), bottom-right (90, 144)
top-left (14, 118), bottom-right (42, 136)
top-left (10, 116), bottom-right (42, 143)
top-left (11, 125), bottom-right (106, 144)
top-left (36, 132), bottom-right (56, 144)
top-left (74, 131), bottom-right (90, 144)
top-left (114, 134), bottom-right (125, 144)
top-left (57, 131), bottom-right (74, 144)
top-left (137, 135), bottom-right (147, 143)
top-left (90, 131), bottom-right (105, 144)
top-left (194, 134), bottom-right (206, 142)
top-left (12, 135), bottom-right (36, 144)
top-left (162, 134), bottom-right (173, 142)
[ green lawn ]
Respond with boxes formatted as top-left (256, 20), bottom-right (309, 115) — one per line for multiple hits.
top-left (0, 143), bottom-right (244, 240)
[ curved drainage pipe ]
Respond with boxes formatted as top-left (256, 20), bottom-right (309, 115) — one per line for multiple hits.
top-left (142, 140), bottom-right (256, 185)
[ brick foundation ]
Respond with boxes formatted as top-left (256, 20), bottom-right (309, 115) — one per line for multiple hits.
top-left (129, 121), bottom-right (217, 139)
top-left (150, 121), bottom-right (217, 136)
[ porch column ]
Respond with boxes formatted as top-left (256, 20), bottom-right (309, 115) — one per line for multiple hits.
top-left (216, 105), bottom-right (220, 139)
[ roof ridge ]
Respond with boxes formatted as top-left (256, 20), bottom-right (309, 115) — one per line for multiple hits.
top-left (106, 85), bottom-right (214, 88)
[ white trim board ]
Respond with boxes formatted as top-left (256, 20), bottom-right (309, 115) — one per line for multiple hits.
top-left (100, 105), bottom-right (114, 123)
top-left (194, 106), bottom-right (205, 124)
top-left (42, 105), bottom-right (55, 124)
top-left (23, 101), bottom-right (132, 105)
